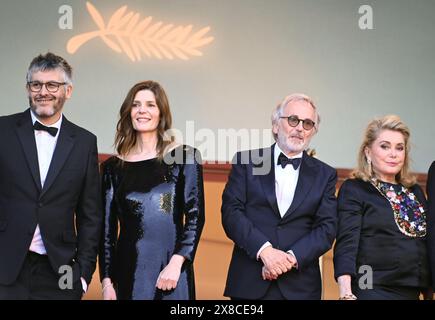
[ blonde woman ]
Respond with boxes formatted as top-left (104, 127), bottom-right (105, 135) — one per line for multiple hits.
top-left (333, 115), bottom-right (431, 300)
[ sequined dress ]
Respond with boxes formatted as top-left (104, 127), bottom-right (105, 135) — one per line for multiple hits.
top-left (99, 146), bottom-right (205, 300)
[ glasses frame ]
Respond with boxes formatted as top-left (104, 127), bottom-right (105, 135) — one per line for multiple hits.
top-left (27, 81), bottom-right (67, 93)
top-left (280, 115), bottom-right (316, 130)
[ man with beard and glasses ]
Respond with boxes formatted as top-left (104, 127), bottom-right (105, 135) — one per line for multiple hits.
top-left (222, 93), bottom-right (337, 300)
top-left (0, 52), bottom-right (101, 299)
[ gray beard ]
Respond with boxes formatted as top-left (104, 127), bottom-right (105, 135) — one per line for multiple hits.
top-left (277, 134), bottom-right (308, 155)
top-left (28, 95), bottom-right (65, 118)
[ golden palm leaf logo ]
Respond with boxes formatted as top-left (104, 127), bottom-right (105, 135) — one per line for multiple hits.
top-left (67, 2), bottom-right (214, 61)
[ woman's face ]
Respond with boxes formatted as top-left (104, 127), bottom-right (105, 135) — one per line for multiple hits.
top-left (365, 129), bottom-right (406, 183)
top-left (130, 89), bottom-right (160, 134)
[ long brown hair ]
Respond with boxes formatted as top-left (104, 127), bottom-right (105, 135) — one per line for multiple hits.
top-left (115, 80), bottom-right (173, 159)
top-left (352, 114), bottom-right (416, 187)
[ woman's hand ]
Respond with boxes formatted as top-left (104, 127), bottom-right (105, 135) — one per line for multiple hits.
top-left (156, 254), bottom-right (186, 291)
top-left (101, 277), bottom-right (117, 300)
top-left (337, 275), bottom-right (357, 300)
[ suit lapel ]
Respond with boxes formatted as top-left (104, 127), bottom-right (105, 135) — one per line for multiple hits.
top-left (15, 109), bottom-right (42, 191)
top-left (40, 116), bottom-right (76, 197)
top-left (257, 145), bottom-right (280, 218)
top-left (282, 151), bottom-right (319, 220)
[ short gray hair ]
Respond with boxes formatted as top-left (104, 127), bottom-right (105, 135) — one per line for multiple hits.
top-left (271, 93), bottom-right (320, 141)
top-left (26, 52), bottom-right (73, 84)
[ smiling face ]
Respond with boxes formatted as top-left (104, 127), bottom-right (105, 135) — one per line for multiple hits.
top-left (27, 69), bottom-right (72, 125)
top-left (130, 89), bottom-right (160, 135)
top-left (365, 129), bottom-right (406, 183)
top-left (272, 100), bottom-right (317, 156)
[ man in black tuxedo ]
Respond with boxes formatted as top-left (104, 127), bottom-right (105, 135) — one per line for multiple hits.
top-left (0, 52), bottom-right (101, 299)
top-left (222, 93), bottom-right (337, 299)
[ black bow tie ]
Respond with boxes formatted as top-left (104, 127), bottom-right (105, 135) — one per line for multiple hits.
top-left (33, 121), bottom-right (58, 137)
top-left (277, 152), bottom-right (302, 170)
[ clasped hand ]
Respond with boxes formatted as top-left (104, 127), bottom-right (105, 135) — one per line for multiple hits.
top-left (260, 247), bottom-right (296, 281)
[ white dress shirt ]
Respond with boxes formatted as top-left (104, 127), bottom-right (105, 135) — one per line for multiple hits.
top-left (257, 144), bottom-right (302, 263)
top-left (29, 110), bottom-right (62, 255)
top-left (274, 144), bottom-right (302, 217)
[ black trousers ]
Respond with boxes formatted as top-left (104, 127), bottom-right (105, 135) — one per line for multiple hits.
top-left (0, 251), bottom-right (83, 300)
top-left (231, 281), bottom-right (286, 300)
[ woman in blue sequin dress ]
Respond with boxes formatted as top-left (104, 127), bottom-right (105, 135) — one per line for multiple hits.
top-left (99, 81), bottom-right (205, 300)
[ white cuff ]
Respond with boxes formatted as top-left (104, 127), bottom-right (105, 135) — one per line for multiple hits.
top-left (287, 250), bottom-right (298, 269)
top-left (257, 242), bottom-right (272, 260)
top-left (81, 277), bottom-right (88, 293)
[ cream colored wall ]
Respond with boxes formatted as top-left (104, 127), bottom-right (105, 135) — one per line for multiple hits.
top-left (194, 181), bottom-right (232, 300)
top-left (1, 0), bottom-right (435, 172)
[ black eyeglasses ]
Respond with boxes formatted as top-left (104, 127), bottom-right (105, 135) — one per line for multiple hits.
top-left (280, 115), bottom-right (316, 130)
top-left (27, 81), bottom-right (67, 93)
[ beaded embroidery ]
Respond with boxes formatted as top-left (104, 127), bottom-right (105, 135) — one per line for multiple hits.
top-left (371, 179), bottom-right (426, 237)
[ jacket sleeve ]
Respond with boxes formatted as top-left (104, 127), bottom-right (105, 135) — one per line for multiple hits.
top-left (289, 168), bottom-right (338, 270)
top-left (75, 136), bottom-right (103, 285)
top-left (221, 152), bottom-right (270, 260)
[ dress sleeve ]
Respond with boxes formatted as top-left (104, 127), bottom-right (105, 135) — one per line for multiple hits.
top-left (174, 147), bottom-right (205, 262)
top-left (98, 159), bottom-right (119, 280)
top-left (333, 179), bottom-right (364, 279)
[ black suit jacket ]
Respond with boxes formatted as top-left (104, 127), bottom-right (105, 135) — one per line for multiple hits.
top-left (0, 109), bottom-right (102, 285)
top-left (334, 178), bottom-right (430, 288)
top-left (427, 162), bottom-right (435, 288)
top-left (221, 145), bottom-right (338, 299)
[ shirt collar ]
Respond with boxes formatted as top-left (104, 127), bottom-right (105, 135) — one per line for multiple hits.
top-left (274, 143), bottom-right (303, 167)
top-left (30, 109), bottom-right (63, 130)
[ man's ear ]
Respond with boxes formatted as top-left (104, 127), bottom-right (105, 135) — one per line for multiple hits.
top-left (65, 84), bottom-right (73, 99)
top-left (272, 122), bottom-right (278, 135)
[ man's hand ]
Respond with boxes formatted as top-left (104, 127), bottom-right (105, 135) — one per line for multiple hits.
top-left (259, 247), bottom-right (294, 279)
top-left (262, 265), bottom-right (278, 280)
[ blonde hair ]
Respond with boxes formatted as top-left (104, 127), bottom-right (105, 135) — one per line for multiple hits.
top-left (352, 114), bottom-right (416, 187)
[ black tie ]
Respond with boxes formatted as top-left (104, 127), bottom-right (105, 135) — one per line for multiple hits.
top-left (277, 152), bottom-right (301, 170)
top-left (33, 121), bottom-right (58, 137)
